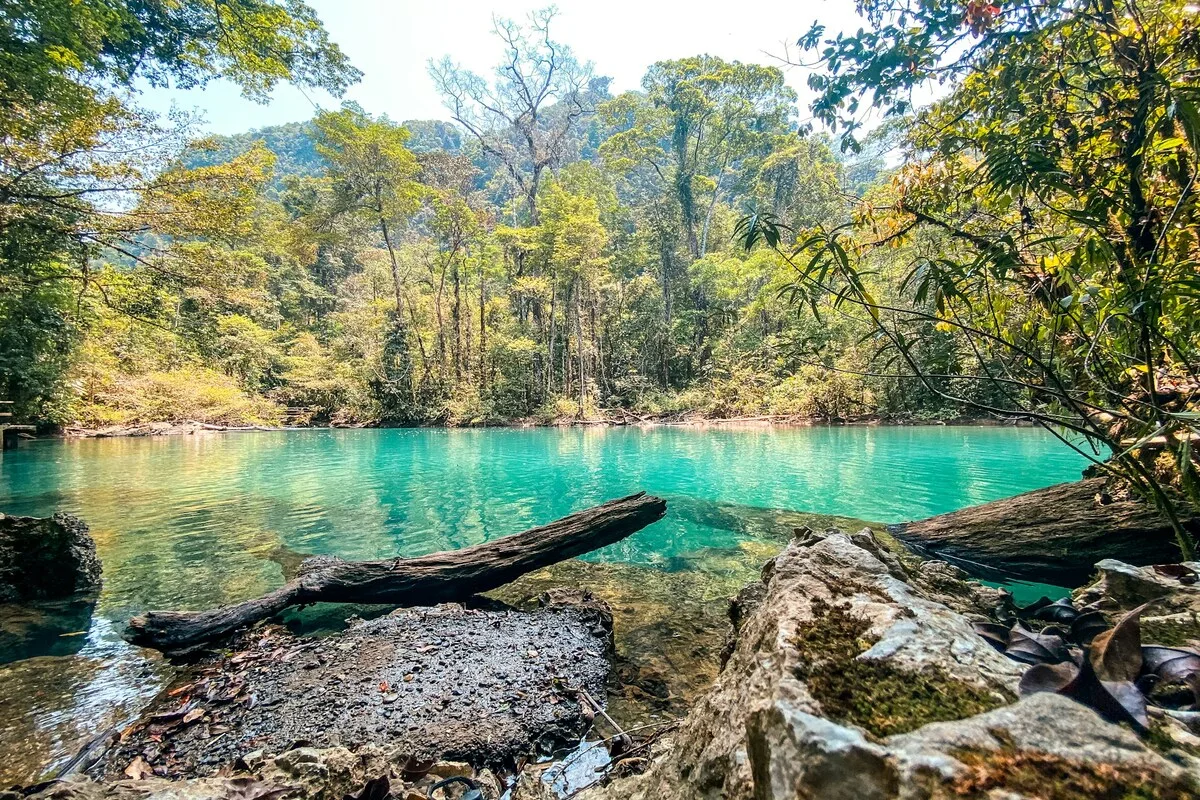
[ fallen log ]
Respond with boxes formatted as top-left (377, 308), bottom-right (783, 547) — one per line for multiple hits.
top-left (888, 477), bottom-right (1197, 586)
top-left (126, 492), bottom-right (666, 653)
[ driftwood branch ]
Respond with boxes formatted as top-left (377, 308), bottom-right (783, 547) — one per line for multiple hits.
top-left (126, 492), bottom-right (667, 653)
top-left (889, 477), bottom-right (1196, 585)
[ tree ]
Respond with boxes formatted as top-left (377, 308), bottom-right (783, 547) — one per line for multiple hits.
top-left (419, 151), bottom-right (488, 384)
top-left (537, 179), bottom-right (608, 412)
top-left (599, 58), bottom-right (798, 381)
top-left (312, 107), bottom-right (423, 317)
top-left (607, 57), bottom-right (796, 260)
top-left (0, 0), bottom-right (359, 421)
top-left (745, 0), bottom-right (1200, 555)
top-left (429, 6), bottom-right (602, 224)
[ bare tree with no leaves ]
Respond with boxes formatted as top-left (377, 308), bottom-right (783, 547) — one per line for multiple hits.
top-left (428, 6), bottom-right (601, 225)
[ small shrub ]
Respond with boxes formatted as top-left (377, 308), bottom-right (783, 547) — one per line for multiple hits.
top-left (73, 367), bottom-right (285, 427)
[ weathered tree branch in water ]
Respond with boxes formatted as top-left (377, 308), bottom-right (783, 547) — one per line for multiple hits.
top-left (888, 478), bottom-right (1197, 586)
top-left (126, 492), bottom-right (667, 653)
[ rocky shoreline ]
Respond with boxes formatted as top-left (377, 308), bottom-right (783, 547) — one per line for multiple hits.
top-left (8, 525), bottom-right (1200, 799)
top-left (578, 530), bottom-right (1200, 799)
top-left (52, 415), bottom-right (1028, 440)
top-left (91, 594), bottom-right (613, 781)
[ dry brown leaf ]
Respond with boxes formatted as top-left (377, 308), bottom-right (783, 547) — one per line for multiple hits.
top-left (1090, 602), bottom-right (1151, 682)
top-left (124, 756), bottom-right (153, 780)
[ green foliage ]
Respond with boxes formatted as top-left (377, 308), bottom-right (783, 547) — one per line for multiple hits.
top-left (185, 122), bottom-right (326, 195)
top-left (0, 274), bottom-right (81, 425)
top-left (762, 0), bottom-right (1200, 554)
top-left (0, 0), bottom-right (359, 422)
top-left (0, 0), bottom-right (359, 105)
top-left (74, 367), bottom-right (285, 428)
top-left (7, 1), bottom-right (1030, 440)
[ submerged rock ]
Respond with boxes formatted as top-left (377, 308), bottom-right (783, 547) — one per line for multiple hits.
top-left (0, 513), bottom-right (101, 603)
top-left (93, 595), bottom-right (611, 781)
top-left (578, 531), bottom-right (1197, 799)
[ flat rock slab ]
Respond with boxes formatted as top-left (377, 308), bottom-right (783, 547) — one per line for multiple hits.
top-left (95, 599), bottom-right (611, 779)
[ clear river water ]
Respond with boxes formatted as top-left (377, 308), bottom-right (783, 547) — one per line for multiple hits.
top-left (0, 424), bottom-right (1089, 783)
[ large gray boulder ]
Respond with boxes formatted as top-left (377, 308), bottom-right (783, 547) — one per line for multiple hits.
top-left (580, 531), bottom-right (1198, 800)
top-left (0, 513), bottom-right (101, 603)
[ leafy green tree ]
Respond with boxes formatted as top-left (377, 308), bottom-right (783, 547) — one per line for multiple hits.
top-left (0, 0), bottom-right (358, 420)
top-left (747, 0), bottom-right (1200, 554)
top-left (537, 179), bottom-right (609, 412)
top-left (606, 57), bottom-right (796, 260)
top-left (312, 107), bottom-right (423, 317)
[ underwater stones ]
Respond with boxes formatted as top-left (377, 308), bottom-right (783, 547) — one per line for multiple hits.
top-left (577, 531), bottom-right (1196, 800)
top-left (0, 513), bottom-right (101, 603)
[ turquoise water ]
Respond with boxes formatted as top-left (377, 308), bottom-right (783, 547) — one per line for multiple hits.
top-left (0, 425), bottom-right (1089, 621)
top-left (0, 424), bottom-right (1089, 782)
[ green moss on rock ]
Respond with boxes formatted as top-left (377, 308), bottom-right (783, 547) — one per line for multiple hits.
top-left (947, 746), bottom-right (1198, 799)
top-left (1139, 616), bottom-right (1200, 648)
top-left (791, 599), bottom-right (1009, 738)
top-left (1143, 720), bottom-right (1200, 760)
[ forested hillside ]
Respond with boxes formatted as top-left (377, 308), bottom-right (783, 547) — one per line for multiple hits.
top-left (3, 0), bottom-right (1196, 480)
top-left (1, 8), bottom-right (997, 429)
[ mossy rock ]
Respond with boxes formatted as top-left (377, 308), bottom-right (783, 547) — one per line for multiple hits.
top-left (944, 745), bottom-right (1198, 799)
top-left (792, 599), bottom-right (1011, 738)
top-left (1140, 615), bottom-right (1200, 648)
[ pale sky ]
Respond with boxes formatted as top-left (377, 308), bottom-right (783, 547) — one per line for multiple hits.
top-left (135, 0), bottom-right (871, 135)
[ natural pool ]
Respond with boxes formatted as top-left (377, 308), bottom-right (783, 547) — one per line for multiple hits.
top-left (0, 425), bottom-right (1089, 783)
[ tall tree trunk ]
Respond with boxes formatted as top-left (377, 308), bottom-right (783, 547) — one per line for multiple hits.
top-left (699, 167), bottom-right (729, 257)
top-left (528, 164), bottom-right (542, 225)
top-left (659, 234), bottom-right (673, 387)
top-left (546, 279), bottom-right (557, 399)
top-left (380, 217), bottom-right (404, 317)
top-left (435, 258), bottom-right (448, 376)
top-left (405, 299), bottom-right (431, 384)
top-left (563, 303), bottom-right (571, 403)
top-left (678, 174), bottom-right (700, 260)
top-left (672, 120), bottom-right (700, 260)
top-left (576, 280), bottom-right (586, 418)
top-left (479, 258), bottom-right (487, 392)
top-left (452, 261), bottom-right (462, 383)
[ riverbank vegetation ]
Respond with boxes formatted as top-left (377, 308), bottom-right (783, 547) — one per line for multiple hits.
top-left (2, 1), bottom-right (1197, 539)
top-left (2, 2), bottom-right (1011, 434)
top-left (740, 0), bottom-right (1200, 555)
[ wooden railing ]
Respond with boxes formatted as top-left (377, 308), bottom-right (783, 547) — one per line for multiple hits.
top-left (0, 400), bottom-right (34, 451)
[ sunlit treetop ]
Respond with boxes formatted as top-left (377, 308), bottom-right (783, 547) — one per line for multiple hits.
top-left (1, 0), bottom-right (361, 107)
top-left (799, 0), bottom-right (1083, 148)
